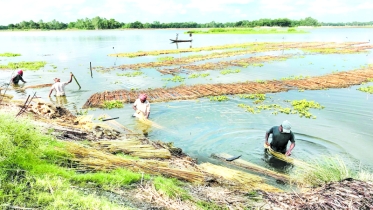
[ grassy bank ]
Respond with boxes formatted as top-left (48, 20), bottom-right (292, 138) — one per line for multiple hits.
top-left (186, 28), bottom-right (308, 34)
top-left (290, 156), bottom-right (373, 187)
top-left (0, 112), bottom-right (239, 209)
top-left (0, 113), bottom-right (137, 208)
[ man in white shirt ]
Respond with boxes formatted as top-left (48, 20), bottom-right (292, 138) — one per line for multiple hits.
top-left (132, 93), bottom-right (150, 119)
top-left (48, 73), bottom-right (73, 97)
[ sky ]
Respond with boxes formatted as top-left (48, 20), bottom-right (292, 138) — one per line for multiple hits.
top-left (0, 0), bottom-right (373, 25)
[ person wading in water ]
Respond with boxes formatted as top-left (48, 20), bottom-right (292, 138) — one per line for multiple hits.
top-left (265, 120), bottom-right (295, 156)
top-left (132, 93), bottom-right (150, 119)
top-left (11, 70), bottom-right (26, 85)
top-left (48, 73), bottom-right (74, 97)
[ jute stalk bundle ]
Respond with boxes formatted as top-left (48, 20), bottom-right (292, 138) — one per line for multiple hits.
top-left (83, 66), bottom-right (373, 108)
top-left (212, 153), bottom-right (289, 182)
top-left (198, 163), bottom-right (282, 192)
top-left (66, 142), bottom-right (203, 182)
top-left (91, 140), bottom-right (172, 159)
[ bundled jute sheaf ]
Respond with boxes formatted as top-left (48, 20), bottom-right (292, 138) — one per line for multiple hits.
top-left (91, 140), bottom-right (172, 159)
top-left (83, 66), bottom-right (373, 108)
top-left (66, 142), bottom-right (204, 183)
top-left (198, 163), bottom-right (282, 192)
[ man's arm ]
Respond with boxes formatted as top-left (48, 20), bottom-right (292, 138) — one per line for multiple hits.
top-left (20, 76), bottom-right (26, 83)
top-left (67, 73), bottom-right (73, 84)
top-left (48, 88), bottom-right (54, 97)
top-left (265, 132), bottom-right (270, 146)
top-left (285, 142), bottom-right (295, 156)
top-left (265, 127), bottom-right (273, 146)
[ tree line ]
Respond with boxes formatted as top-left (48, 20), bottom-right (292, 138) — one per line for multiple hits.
top-left (0, 16), bottom-right (324, 30)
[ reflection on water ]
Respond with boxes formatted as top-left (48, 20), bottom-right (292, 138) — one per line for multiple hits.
top-left (49, 96), bottom-right (68, 107)
top-left (263, 149), bottom-right (293, 173)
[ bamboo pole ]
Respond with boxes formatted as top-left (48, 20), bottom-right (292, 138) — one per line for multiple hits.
top-left (90, 62), bottom-right (93, 78)
top-left (71, 72), bottom-right (81, 89)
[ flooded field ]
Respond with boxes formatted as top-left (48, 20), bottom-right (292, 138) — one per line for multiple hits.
top-left (1, 28), bottom-right (373, 175)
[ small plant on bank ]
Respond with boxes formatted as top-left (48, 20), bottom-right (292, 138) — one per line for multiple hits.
top-left (102, 100), bottom-right (124, 109)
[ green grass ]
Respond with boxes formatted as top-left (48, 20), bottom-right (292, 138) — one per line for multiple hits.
top-left (186, 28), bottom-right (308, 35)
top-left (0, 61), bottom-right (47, 70)
top-left (290, 156), bottom-right (373, 187)
top-left (0, 113), bottom-right (130, 209)
top-left (102, 100), bottom-right (124, 109)
top-left (153, 176), bottom-right (190, 200)
top-left (188, 73), bottom-right (210, 79)
top-left (0, 52), bottom-right (21, 57)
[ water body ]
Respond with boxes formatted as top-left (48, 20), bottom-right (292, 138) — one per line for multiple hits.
top-left (1, 28), bottom-right (373, 175)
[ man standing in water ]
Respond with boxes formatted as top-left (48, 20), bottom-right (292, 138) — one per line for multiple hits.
top-left (132, 93), bottom-right (150, 119)
top-left (265, 120), bottom-right (295, 156)
top-left (48, 73), bottom-right (74, 97)
top-left (11, 70), bottom-right (26, 85)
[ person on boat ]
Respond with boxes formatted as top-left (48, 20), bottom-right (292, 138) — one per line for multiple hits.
top-left (132, 93), bottom-right (150, 119)
top-left (11, 70), bottom-right (26, 85)
top-left (48, 73), bottom-right (74, 97)
top-left (265, 120), bottom-right (295, 156)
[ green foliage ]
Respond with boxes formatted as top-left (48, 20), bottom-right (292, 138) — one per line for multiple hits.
top-left (153, 176), bottom-right (190, 200)
top-left (291, 99), bottom-right (324, 118)
top-left (209, 95), bottom-right (229, 102)
top-left (0, 61), bottom-right (46, 70)
top-left (237, 98), bottom-right (324, 119)
top-left (220, 69), bottom-right (241, 75)
top-left (116, 71), bottom-right (143, 77)
top-left (357, 86), bottom-right (373, 94)
top-left (0, 52), bottom-right (21, 57)
top-left (102, 100), bottom-right (124, 109)
top-left (239, 94), bottom-right (266, 103)
top-left (188, 73), bottom-right (210, 79)
top-left (162, 75), bottom-right (185, 82)
top-left (187, 28), bottom-right (307, 34)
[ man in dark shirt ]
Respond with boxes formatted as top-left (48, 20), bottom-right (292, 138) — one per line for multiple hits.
top-left (265, 120), bottom-right (295, 156)
top-left (12, 70), bottom-right (26, 85)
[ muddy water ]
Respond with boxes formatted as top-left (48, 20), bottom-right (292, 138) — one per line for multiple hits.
top-left (1, 28), bottom-right (373, 175)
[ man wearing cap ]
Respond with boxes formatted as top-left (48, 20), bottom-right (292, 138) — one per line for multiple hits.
top-left (11, 70), bottom-right (26, 85)
top-left (265, 120), bottom-right (295, 156)
top-left (132, 93), bottom-right (150, 119)
top-left (48, 73), bottom-right (73, 97)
